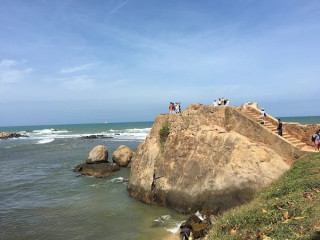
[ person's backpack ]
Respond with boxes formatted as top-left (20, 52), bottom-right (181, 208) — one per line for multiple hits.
top-left (312, 134), bottom-right (316, 142)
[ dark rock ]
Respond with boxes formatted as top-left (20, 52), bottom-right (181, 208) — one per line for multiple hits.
top-left (80, 135), bottom-right (113, 139)
top-left (74, 162), bottom-right (120, 178)
top-left (191, 222), bottom-right (210, 239)
top-left (184, 214), bottom-right (202, 229)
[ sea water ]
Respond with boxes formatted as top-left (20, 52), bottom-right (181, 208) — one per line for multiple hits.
top-left (0, 122), bottom-right (185, 240)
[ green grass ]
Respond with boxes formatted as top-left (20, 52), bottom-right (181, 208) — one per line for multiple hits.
top-left (207, 153), bottom-right (320, 240)
top-left (159, 123), bottom-right (170, 152)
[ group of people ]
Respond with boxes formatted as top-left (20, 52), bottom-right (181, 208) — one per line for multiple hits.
top-left (169, 102), bottom-right (181, 114)
top-left (213, 97), bottom-right (229, 106)
top-left (312, 130), bottom-right (320, 151)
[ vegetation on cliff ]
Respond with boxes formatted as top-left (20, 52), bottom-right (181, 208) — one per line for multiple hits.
top-left (159, 123), bottom-right (170, 152)
top-left (207, 152), bottom-right (320, 240)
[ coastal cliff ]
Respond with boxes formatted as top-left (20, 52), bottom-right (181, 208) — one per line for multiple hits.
top-left (127, 104), bottom-right (310, 214)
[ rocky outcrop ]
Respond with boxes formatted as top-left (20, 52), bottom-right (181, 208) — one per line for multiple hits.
top-left (86, 145), bottom-right (108, 164)
top-left (0, 132), bottom-right (28, 139)
top-left (112, 145), bottom-right (133, 167)
top-left (74, 145), bottom-right (119, 178)
top-left (127, 104), bottom-right (307, 214)
top-left (80, 135), bottom-right (113, 139)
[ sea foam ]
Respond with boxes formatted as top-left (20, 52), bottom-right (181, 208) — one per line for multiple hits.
top-left (37, 138), bottom-right (54, 144)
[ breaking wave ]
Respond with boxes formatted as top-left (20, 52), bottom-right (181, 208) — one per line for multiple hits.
top-left (12, 125), bottom-right (152, 144)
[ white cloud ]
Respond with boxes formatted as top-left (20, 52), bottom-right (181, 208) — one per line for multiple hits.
top-left (108, 0), bottom-right (131, 15)
top-left (0, 59), bottom-right (18, 68)
top-left (60, 75), bottom-right (96, 91)
top-left (0, 59), bottom-right (33, 83)
top-left (59, 63), bottom-right (95, 74)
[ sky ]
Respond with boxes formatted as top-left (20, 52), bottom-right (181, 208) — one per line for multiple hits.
top-left (0, 0), bottom-right (319, 126)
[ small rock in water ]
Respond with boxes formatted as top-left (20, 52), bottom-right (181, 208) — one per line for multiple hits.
top-left (81, 135), bottom-right (113, 139)
top-left (0, 132), bottom-right (28, 139)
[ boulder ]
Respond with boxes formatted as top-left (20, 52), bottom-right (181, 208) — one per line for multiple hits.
top-left (86, 145), bottom-right (108, 164)
top-left (128, 104), bottom-right (296, 214)
top-left (112, 145), bottom-right (133, 167)
top-left (0, 132), bottom-right (28, 139)
top-left (74, 162), bottom-right (120, 178)
top-left (0, 132), bottom-right (11, 138)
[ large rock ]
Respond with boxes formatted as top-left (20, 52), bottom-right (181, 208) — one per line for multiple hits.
top-left (127, 104), bottom-right (301, 214)
top-left (74, 162), bottom-right (120, 178)
top-left (112, 145), bottom-right (133, 167)
top-left (86, 145), bottom-right (108, 164)
top-left (0, 132), bottom-right (11, 138)
top-left (0, 132), bottom-right (28, 139)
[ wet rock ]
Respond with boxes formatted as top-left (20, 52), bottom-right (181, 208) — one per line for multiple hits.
top-left (74, 162), bottom-right (120, 178)
top-left (0, 132), bottom-right (28, 139)
top-left (112, 145), bottom-right (133, 167)
top-left (80, 135), bottom-right (113, 139)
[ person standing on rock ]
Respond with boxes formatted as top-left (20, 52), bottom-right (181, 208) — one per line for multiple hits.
top-left (277, 119), bottom-right (282, 136)
top-left (221, 97), bottom-right (225, 105)
top-left (175, 102), bottom-right (181, 113)
top-left (213, 100), bottom-right (218, 106)
top-left (169, 102), bottom-right (174, 114)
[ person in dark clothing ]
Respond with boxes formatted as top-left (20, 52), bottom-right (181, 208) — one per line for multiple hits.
top-left (277, 119), bottom-right (282, 136)
top-left (180, 226), bottom-right (191, 240)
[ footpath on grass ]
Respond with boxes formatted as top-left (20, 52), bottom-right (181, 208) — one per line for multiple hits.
top-left (207, 152), bottom-right (320, 240)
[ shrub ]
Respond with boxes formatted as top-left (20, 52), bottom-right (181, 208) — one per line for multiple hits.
top-left (159, 124), bottom-right (170, 152)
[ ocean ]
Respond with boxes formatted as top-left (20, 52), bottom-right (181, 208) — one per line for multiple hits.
top-left (1, 117), bottom-right (319, 240)
top-left (0, 122), bottom-right (185, 240)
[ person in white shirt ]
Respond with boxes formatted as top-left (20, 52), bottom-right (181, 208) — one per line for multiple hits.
top-left (259, 108), bottom-right (266, 124)
top-left (213, 100), bottom-right (218, 107)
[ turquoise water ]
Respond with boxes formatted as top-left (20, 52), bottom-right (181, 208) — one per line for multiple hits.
top-left (0, 122), bottom-right (185, 240)
top-left (277, 116), bottom-right (320, 125)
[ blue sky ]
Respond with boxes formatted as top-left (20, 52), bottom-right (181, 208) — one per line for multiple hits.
top-left (0, 0), bottom-right (319, 126)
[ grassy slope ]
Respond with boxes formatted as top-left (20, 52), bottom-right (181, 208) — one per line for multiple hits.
top-left (207, 152), bottom-right (320, 240)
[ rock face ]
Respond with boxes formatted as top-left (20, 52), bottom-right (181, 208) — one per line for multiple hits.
top-left (127, 104), bottom-right (305, 214)
top-left (112, 145), bottom-right (133, 167)
top-left (86, 145), bottom-right (108, 164)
